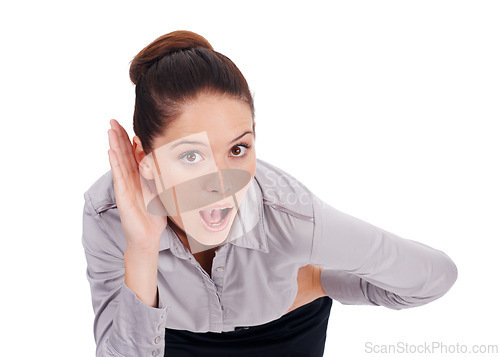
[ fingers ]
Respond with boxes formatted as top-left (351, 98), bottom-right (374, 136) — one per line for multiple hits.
top-left (108, 125), bottom-right (126, 179)
top-left (111, 119), bottom-right (137, 175)
top-left (110, 119), bottom-right (147, 206)
top-left (109, 119), bottom-right (134, 185)
top-left (108, 122), bottom-right (128, 190)
top-left (108, 119), bottom-right (154, 216)
top-left (107, 138), bottom-right (126, 202)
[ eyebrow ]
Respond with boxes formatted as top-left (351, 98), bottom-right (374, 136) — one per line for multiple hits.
top-left (169, 140), bottom-right (209, 150)
top-left (229, 130), bottom-right (254, 145)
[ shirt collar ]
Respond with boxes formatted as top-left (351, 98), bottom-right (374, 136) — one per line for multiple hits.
top-left (158, 177), bottom-right (268, 259)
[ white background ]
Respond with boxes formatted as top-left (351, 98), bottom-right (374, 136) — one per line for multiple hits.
top-left (1, 1), bottom-right (499, 356)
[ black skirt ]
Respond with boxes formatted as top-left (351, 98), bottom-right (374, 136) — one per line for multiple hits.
top-left (164, 296), bottom-right (333, 357)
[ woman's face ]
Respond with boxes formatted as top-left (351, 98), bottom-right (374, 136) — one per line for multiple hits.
top-left (139, 93), bottom-right (256, 251)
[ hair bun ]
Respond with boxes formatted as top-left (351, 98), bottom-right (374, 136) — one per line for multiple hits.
top-left (129, 30), bottom-right (214, 85)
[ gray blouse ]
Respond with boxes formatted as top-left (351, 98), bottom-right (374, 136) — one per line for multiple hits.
top-left (82, 158), bottom-right (458, 357)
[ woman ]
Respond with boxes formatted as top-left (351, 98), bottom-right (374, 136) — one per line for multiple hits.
top-left (82, 30), bottom-right (458, 357)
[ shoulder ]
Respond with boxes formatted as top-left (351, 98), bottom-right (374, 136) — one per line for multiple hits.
top-left (82, 170), bottom-right (126, 254)
top-left (253, 158), bottom-right (315, 262)
top-left (254, 158), bottom-right (314, 222)
top-left (83, 169), bottom-right (117, 214)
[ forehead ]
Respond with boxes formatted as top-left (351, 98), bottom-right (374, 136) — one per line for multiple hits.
top-left (155, 94), bottom-right (253, 147)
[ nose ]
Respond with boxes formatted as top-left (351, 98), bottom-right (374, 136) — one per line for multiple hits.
top-left (205, 167), bottom-right (232, 197)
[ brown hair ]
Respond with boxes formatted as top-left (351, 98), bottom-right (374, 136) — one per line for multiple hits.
top-left (130, 30), bottom-right (255, 155)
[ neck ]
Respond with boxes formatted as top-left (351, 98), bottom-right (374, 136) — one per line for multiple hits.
top-left (167, 216), bottom-right (191, 252)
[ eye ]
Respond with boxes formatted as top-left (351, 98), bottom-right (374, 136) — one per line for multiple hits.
top-left (179, 151), bottom-right (204, 165)
top-left (229, 145), bottom-right (248, 157)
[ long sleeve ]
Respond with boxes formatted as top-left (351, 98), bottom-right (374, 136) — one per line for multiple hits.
top-left (309, 192), bottom-right (458, 310)
top-left (82, 192), bottom-right (170, 356)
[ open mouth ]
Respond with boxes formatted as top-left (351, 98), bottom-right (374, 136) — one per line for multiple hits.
top-left (198, 207), bottom-right (233, 232)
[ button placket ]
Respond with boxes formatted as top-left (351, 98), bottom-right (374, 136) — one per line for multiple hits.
top-left (153, 315), bottom-right (163, 356)
top-left (157, 308), bottom-right (166, 331)
top-left (212, 245), bottom-right (228, 295)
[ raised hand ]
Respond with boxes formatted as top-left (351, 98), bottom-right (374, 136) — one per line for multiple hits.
top-left (107, 119), bottom-right (168, 252)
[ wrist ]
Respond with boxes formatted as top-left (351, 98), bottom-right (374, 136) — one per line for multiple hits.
top-left (124, 247), bottom-right (159, 276)
top-left (124, 248), bottom-right (159, 308)
top-left (125, 244), bottom-right (159, 259)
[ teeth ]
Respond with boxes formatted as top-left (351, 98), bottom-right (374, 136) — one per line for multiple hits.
top-left (208, 207), bottom-right (227, 213)
top-left (199, 206), bottom-right (233, 232)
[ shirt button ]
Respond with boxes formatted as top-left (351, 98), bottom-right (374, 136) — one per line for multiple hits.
top-left (158, 323), bottom-right (163, 331)
top-left (152, 350), bottom-right (160, 356)
top-left (216, 266), bottom-right (224, 272)
top-left (154, 336), bottom-right (161, 344)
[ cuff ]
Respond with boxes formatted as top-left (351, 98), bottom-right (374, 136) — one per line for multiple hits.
top-left (107, 282), bottom-right (169, 356)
